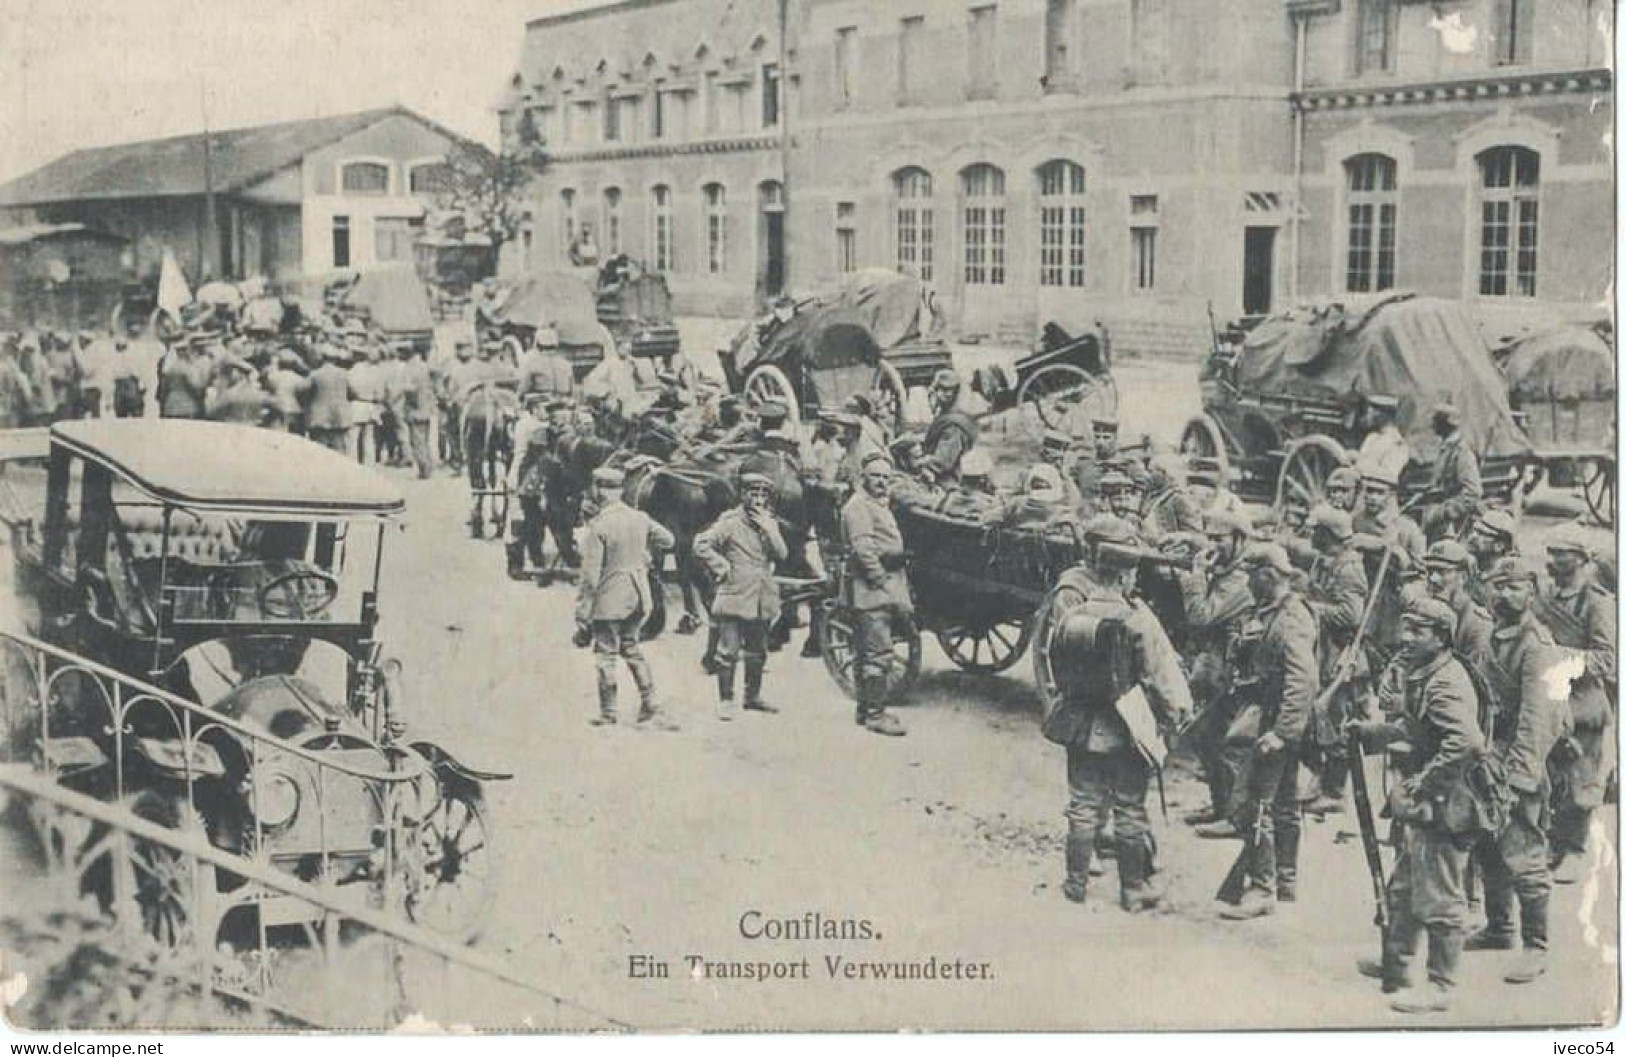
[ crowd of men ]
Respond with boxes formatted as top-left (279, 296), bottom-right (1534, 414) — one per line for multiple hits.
top-left (556, 361), bottom-right (1614, 1017)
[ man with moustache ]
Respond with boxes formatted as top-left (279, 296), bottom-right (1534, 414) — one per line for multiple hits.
top-left (840, 452), bottom-right (911, 737)
top-left (694, 473), bottom-right (788, 721)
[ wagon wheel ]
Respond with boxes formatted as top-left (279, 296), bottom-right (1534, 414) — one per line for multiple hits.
top-left (936, 617), bottom-right (1033, 675)
top-left (872, 360), bottom-right (908, 432)
top-left (820, 603), bottom-right (922, 702)
top-left (1018, 363), bottom-right (1116, 432)
top-left (404, 783), bottom-right (496, 945)
top-left (744, 364), bottom-right (801, 426)
top-left (1581, 457), bottom-right (1616, 529)
top-left (1179, 414), bottom-right (1230, 476)
top-left (1274, 435), bottom-right (1349, 511)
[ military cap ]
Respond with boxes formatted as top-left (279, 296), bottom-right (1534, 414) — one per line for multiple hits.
top-left (1365, 394), bottom-right (1400, 412)
top-left (1484, 556), bottom-right (1540, 586)
top-left (843, 392), bottom-right (875, 416)
top-left (1403, 597), bottom-right (1458, 641)
top-left (342, 318), bottom-right (368, 337)
top-left (522, 391), bottom-right (551, 407)
top-left (592, 466), bottom-right (626, 488)
top-left (1243, 542), bottom-right (1294, 575)
top-left (1098, 469), bottom-right (1139, 493)
top-left (930, 368), bottom-right (962, 390)
top-left (218, 354), bottom-right (252, 375)
top-left (1091, 414), bottom-right (1120, 431)
top-left (1327, 466), bottom-right (1361, 490)
top-left (860, 451), bottom-right (895, 473)
top-left (822, 410), bottom-right (860, 429)
top-left (739, 472), bottom-right (774, 492)
top-left (1357, 460), bottom-right (1399, 488)
top-left (1041, 428), bottom-right (1071, 449)
top-left (756, 399), bottom-right (790, 422)
top-left (1546, 523), bottom-right (1592, 557)
top-left (1431, 400), bottom-right (1461, 425)
top-left (1203, 507), bottom-right (1253, 537)
top-left (1423, 540), bottom-right (1473, 569)
top-left (1474, 508), bottom-right (1518, 541)
top-left (546, 397), bottom-right (572, 412)
top-left (1085, 515), bottom-right (1144, 566)
top-left (1307, 504), bottom-right (1354, 542)
top-left (533, 325), bottom-right (561, 348)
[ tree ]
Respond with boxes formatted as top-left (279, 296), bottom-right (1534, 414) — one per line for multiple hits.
top-left (432, 129), bottom-right (548, 255)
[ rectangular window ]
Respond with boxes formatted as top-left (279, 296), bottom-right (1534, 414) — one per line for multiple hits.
top-left (1355, 0), bottom-right (1395, 75)
top-left (652, 87), bottom-right (666, 139)
top-left (834, 27), bottom-right (857, 108)
top-left (331, 215), bottom-right (351, 268)
top-left (1131, 228), bottom-right (1157, 291)
top-left (1039, 205), bottom-right (1087, 288)
top-left (896, 206), bottom-right (934, 282)
top-left (963, 208), bottom-right (1005, 285)
top-left (704, 72), bottom-right (720, 133)
top-left (1495, 0), bottom-right (1535, 65)
top-left (898, 16), bottom-right (924, 106)
top-left (967, 5), bottom-right (998, 99)
top-left (340, 162), bottom-right (390, 196)
top-left (1044, 0), bottom-right (1075, 87)
top-left (761, 64), bottom-right (781, 127)
top-left (1478, 148), bottom-right (1539, 296)
top-left (836, 202), bottom-right (857, 273)
top-left (604, 97), bottom-right (621, 142)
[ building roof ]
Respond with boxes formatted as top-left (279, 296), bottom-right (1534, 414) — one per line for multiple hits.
top-left (0, 106), bottom-right (454, 209)
top-left (0, 222), bottom-right (128, 246)
top-left (52, 420), bottom-right (404, 517)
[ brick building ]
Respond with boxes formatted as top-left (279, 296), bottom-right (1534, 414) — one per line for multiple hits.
top-left (504, 0), bottom-right (1611, 355)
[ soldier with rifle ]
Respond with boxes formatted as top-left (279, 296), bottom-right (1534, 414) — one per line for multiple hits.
top-left (1212, 543), bottom-right (1318, 919)
top-left (1462, 557), bottom-right (1568, 985)
top-left (1535, 525), bottom-right (1616, 886)
top-left (1347, 598), bottom-right (1486, 1014)
top-left (1303, 505), bottom-right (1369, 815)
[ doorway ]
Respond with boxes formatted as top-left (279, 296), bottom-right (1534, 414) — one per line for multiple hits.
top-left (758, 181), bottom-right (786, 303)
top-left (1242, 226), bottom-right (1276, 317)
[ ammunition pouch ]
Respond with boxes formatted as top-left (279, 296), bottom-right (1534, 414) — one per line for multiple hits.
top-left (880, 553), bottom-right (909, 572)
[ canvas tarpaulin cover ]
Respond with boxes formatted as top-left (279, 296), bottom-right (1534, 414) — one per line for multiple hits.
top-left (338, 265), bottom-right (434, 333)
top-left (1237, 292), bottom-right (1532, 462)
top-left (738, 268), bottom-right (943, 375)
top-left (612, 274), bottom-right (674, 325)
top-left (497, 271), bottom-right (604, 347)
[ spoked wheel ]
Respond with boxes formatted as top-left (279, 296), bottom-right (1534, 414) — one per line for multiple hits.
top-left (1018, 364), bottom-right (1116, 432)
top-left (873, 360), bottom-right (908, 433)
top-left (404, 784), bottom-right (496, 945)
top-left (1274, 434), bottom-right (1349, 511)
top-left (1179, 415), bottom-right (1230, 474)
top-left (936, 617), bottom-right (1033, 675)
top-left (820, 602), bottom-right (923, 702)
top-left (1581, 457), bottom-right (1615, 528)
top-left (745, 365), bottom-right (801, 426)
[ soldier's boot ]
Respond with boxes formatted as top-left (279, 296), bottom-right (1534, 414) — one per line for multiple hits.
top-left (800, 608), bottom-right (824, 659)
top-left (1062, 824), bottom-right (1093, 905)
top-left (1182, 806), bottom-right (1224, 826)
top-left (863, 709), bottom-right (906, 737)
top-left (1504, 891), bottom-right (1549, 985)
top-left (1218, 885), bottom-right (1275, 920)
top-left (505, 540), bottom-right (528, 581)
top-left (742, 655), bottom-right (778, 713)
top-left (1275, 826), bottom-right (1300, 904)
top-left (1465, 882), bottom-right (1517, 950)
top-left (716, 664), bottom-right (737, 722)
top-left (1194, 819), bottom-right (1242, 840)
top-left (1357, 923), bottom-right (1418, 993)
top-left (856, 676), bottom-right (905, 737)
top-left (1391, 926), bottom-right (1461, 1014)
top-left (1117, 839), bottom-right (1162, 913)
top-left (591, 676), bottom-right (617, 727)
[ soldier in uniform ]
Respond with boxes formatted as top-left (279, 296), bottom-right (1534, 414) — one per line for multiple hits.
top-left (1174, 507), bottom-right (1256, 829)
top-left (1037, 429), bottom-right (1087, 513)
top-left (1357, 394), bottom-right (1411, 483)
top-left (304, 345), bottom-right (355, 453)
top-left (1302, 505), bottom-right (1369, 814)
top-left (1214, 543), bottom-right (1319, 918)
top-left (506, 394), bottom-right (553, 580)
top-left (1466, 509), bottom-right (1521, 604)
top-left (156, 334), bottom-right (213, 419)
top-left (518, 325), bottom-right (577, 401)
top-left (1463, 557), bottom-right (1568, 985)
top-left (1348, 598), bottom-right (1486, 1013)
top-left (575, 466), bottom-right (676, 728)
top-left (694, 473), bottom-right (787, 721)
top-left (1422, 402), bottom-right (1482, 542)
top-left (1073, 416), bottom-right (1121, 509)
top-left (840, 452), bottom-right (911, 737)
top-left (1042, 516), bottom-right (1192, 910)
top-left (1423, 541), bottom-right (1494, 698)
top-left (1098, 469), bottom-right (1143, 529)
top-left (205, 356), bottom-right (268, 425)
top-left (1324, 466), bottom-right (1361, 514)
top-left (918, 369), bottom-right (978, 485)
top-left (1535, 526), bottom-right (1616, 885)
top-left (1138, 454), bottom-right (1203, 543)
top-left (1351, 462), bottom-right (1427, 664)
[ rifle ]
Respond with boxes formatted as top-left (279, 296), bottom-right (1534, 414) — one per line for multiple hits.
top-left (1312, 537), bottom-right (1396, 717)
top-left (1346, 725), bottom-right (1388, 932)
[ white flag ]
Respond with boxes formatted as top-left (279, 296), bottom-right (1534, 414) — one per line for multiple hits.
top-left (157, 247), bottom-right (191, 318)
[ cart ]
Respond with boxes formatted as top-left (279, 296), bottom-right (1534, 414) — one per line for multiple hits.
top-left (485, 270), bottom-right (609, 378)
top-left (970, 321), bottom-right (1118, 430)
top-left (1181, 293), bottom-right (1535, 510)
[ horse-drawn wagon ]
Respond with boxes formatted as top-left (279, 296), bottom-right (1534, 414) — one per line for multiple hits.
top-left (970, 321), bottom-right (1118, 431)
top-left (718, 269), bottom-right (954, 432)
top-left (1181, 293), bottom-right (1534, 510)
top-left (0, 421), bottom-right (505, 956)
top-left (594, 263), bottom-right (682, 365)
top-left (482, 270), bottom-right (609, 379)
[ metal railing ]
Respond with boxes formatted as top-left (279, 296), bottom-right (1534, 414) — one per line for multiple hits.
top-left (0, 765), bottom-right (630, 1030)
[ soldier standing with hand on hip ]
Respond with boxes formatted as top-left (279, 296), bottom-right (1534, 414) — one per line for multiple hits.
top-left (575, 466), bottom-right (676, 729)
top-left (694, 473), bottom-right (788, 721)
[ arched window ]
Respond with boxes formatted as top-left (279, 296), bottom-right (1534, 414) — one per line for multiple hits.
top-left (703, 183), bottom-right (727, 274)
top-left (341, 161), bottom-right (390, 195)
top-left (961, 164), bottom-right (1006, 286)
top-left (408, 162), bottom-right (452, 196)
top-left (559, 188), bottom-right (577, 261)
top-left (1477, 146), bottom-right (1539, 297)
top-left (1037, 160), bottom-right (1086, 288)
top-left (651, 185), bottom-right (674, 272)
top-left (892, 167), bottom-right (934, 282)
top-left (602, 188), bottom-right (622, 254)
top-left (1344, 153), bottom-right (1397, 292)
